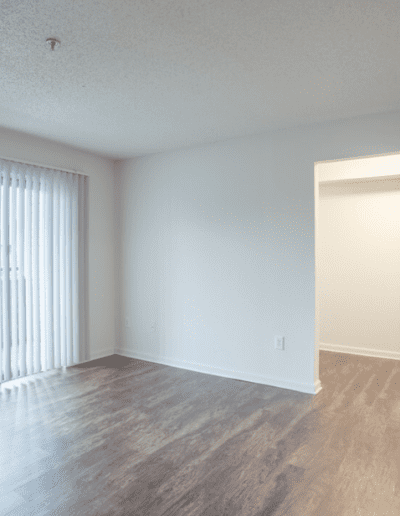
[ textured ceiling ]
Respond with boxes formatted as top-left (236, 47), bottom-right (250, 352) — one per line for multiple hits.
top-left (0, 0), bottom-right (400, 160)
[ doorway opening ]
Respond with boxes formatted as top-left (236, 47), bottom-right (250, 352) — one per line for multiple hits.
top-left (314, 150), bottom-right (400, 389)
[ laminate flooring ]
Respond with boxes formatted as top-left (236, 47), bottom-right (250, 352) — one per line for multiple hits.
top-left (1, 350), bottom-right (400, 516)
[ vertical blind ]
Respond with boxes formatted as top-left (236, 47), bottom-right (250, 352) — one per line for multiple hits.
top-left (0, 158), bottom-right (88, 383)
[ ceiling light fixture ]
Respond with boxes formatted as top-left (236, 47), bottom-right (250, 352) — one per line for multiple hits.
top-left (46, 38), bottom-right (61, 51)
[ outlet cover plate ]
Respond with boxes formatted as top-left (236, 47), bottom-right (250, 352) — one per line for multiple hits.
top-left (274, 336), bottom-right (284, 350)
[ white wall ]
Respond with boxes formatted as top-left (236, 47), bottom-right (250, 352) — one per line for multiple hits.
top-left (0, 126), bottom-right (116, 362)
top-left (318, 154), bottom-right (400, 360)
top-left (114, 109), bottom-right (400, 395)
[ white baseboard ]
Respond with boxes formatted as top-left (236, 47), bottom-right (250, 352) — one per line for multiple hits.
top-left (79, 347), bottom-right (115, 364)
top-left (320, 342), bottom-right (400, 361)
top-left (314, 378), bottom-right (322, 395)
top-left (115, 347), bottom-right (321, 395)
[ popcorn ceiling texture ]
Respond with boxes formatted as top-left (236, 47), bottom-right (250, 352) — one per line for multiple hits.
top-left (0, 0), bottom-right (399, 159)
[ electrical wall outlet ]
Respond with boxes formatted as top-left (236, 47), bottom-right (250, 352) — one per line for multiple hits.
top-left (125, 317), bottom-right (129, 328)
top-left (151, 321), bottom-right (156, 332)
top-left (274, 336), bottom-right (284, 350)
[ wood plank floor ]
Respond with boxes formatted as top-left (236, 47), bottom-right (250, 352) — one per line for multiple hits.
top-left (1, 350), bottom-right (400, 516)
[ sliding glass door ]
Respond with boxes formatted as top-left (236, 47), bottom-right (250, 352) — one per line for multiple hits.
top-left (0, 159), bottom-right (88, 383)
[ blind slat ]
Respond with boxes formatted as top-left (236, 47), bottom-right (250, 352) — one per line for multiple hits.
top-left (1, 168), bottom-right (10, 381)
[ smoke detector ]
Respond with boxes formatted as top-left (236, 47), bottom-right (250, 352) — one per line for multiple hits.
top-left (46, 38), bottom-right (61, 51)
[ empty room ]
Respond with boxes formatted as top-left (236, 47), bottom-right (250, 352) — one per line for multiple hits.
top-left (1, 0), bottom-right (400, 515)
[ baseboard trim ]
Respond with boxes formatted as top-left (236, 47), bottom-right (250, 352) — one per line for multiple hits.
top-left (320, 342), bottom-right (400, 361)
top-left (314, 378), bottom-right (322, 395)
top-left (79, 348), bottom-right (115, 364)
top-left (115, 347), bottom-right (320, 395)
